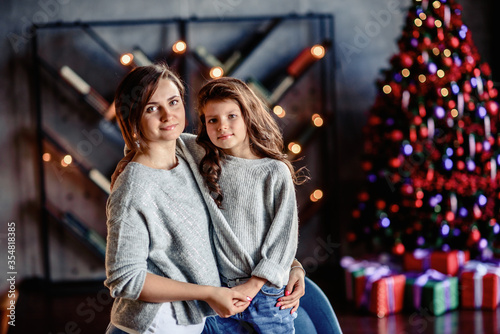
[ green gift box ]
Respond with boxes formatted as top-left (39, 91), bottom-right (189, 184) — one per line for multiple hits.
top-left (345, 268), bottom-right (365, 302)
top-left (404, 269), bottom-right (459, 316)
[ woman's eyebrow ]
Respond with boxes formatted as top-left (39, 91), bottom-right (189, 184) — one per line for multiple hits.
top-left (147, 94), bottom-right (180, 104)
top-left (167, 94), bottom-right (180, 101)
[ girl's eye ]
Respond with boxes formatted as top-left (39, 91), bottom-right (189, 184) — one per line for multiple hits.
top-left (229, 114), bottom-right (237, 119)
top-left (170, 99), bottom-right (179, 106)
top-left (146, 105), bottom-right (158, 113)
top-left (207, 118), bottom-right (216, 124)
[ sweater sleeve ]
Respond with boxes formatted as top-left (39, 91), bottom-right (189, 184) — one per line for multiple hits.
top-left (104, 194), bottom-right (149, 300)
top-left (251, 163), bottom-right (299, 287)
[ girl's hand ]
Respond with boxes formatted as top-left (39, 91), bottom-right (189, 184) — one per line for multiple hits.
top-left (110, 150), bottom-right (136, 190)
top-left (277, 265), bottom-right (305, 314)
top-left (230, 276), bottom-right (266, 307)
top-left (205, 286), bottom-right (250, 318)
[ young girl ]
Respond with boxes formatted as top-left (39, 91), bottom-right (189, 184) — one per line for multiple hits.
top-left (195, 77), bottom-right (303, 333)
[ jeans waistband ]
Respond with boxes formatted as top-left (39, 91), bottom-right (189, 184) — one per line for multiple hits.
top-left (220, 276), bottom-right (280, 289)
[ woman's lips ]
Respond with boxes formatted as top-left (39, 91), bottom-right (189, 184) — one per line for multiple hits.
top-left (161, 124), bottom-right (177, 131)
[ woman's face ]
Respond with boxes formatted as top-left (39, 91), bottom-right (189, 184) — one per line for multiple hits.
top-left (140, 79), bottom-right (185, 146)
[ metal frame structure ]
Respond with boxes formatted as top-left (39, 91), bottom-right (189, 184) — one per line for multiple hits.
top-left (32, 13), bottom-right (337, 282)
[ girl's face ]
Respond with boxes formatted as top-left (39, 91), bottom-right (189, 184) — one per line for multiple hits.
top-left (140, 79), bottom-right (185, 146)
top-left (204, 99), bottom-right (256, 159)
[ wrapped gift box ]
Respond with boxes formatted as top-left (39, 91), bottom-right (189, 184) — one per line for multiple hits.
top-left (363, 274), bottom-right (406, 317)
top-left (341, 256), bottom-right (384, 302)
top-left (403, 249), bottom-right (469, 276)
top-left (341, 256), bottom-right (405, 316)
top-left (460, 261), bottom-right (500, 310)
top-left (404, 269), bottom-right (459, 316)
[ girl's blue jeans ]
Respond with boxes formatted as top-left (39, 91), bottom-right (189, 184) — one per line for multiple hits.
top-left (202, 282), bottom-right (296, 334)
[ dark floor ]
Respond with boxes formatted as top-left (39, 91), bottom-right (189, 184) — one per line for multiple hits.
top-left (3, 270), bottom-right (500, 334)
top-left (336, 309), bottom-right (500, 334)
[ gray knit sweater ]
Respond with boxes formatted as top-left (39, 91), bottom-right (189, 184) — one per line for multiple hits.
top-left (104, 156), bottom-right (219, 333)
top-left (178, 134), bottom-right (298, 288)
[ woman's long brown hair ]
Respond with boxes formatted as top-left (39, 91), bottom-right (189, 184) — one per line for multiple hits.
top-left (196, 77), bottom-right (307, 208)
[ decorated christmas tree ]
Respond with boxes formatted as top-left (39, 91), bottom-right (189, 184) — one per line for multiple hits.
top-left (349, 0), bottom-right (500, 258)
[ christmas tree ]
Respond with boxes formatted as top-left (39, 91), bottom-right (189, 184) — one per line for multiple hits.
top-left (349, 0), bottom-right (500, 258)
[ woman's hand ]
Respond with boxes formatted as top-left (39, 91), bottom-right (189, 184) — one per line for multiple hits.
top-left (138, 274), bottom-right (250, 318)
top-left (277, 261), bottom-right (305, 314)
top-left (205, 286), bottom-right (250, 318)
top-left (110, 150), bottom-right (136, 190)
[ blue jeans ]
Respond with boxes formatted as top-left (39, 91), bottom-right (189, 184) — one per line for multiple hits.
top-left (203, 283), bottom-right (296, 334)
top-left (107, 277), bottom-right (341, 334)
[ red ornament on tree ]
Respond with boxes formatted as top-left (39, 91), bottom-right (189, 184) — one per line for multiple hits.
top-left (487, 100), bottom-right (498, 115)
top-left (449, 36), bottom-right (460, 48)
top-left (400, 53), bottom-right (413, 67)
top-left (392, 242), bottom-right (405, 255)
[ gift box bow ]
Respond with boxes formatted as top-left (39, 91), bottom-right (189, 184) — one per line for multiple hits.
top-left (462, 260), bottom-right (500, 308)
top-left (410, 269), bottom-right (452, 310)
top-left (412, 249), bottom-right (432, 269)
top-left (341, 256), bottom-right (383, 271)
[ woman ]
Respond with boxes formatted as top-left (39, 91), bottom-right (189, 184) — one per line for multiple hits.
top-left (105, 63), bottom-right (305, 334)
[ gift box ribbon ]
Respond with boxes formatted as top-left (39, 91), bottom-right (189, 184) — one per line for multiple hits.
top-left (387, 276), bottom-right (395, 313)
top-left (462, 260), bottom-right (500, 308)
top-left (413, 249), bottom-right (431, 270)
top-left (360, 266), bottom-right (392, 308)
top-left (412, 269), bottom-right (451, 310)
top-left (457, 250), bottom-right (467, 267)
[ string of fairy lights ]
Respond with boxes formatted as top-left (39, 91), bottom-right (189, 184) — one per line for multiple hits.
top-left (42, 30), bottom-right (330, 203)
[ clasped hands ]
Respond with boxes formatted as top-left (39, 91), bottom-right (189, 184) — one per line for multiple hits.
top-left (210, 267), bottom-right (305, 318)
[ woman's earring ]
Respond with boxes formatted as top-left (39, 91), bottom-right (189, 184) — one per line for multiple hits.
top-left (133, 133), bottom-right (140, 148)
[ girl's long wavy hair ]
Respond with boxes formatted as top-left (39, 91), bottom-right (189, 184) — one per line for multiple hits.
top-left (196, 77), bottom-right (307, 208)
